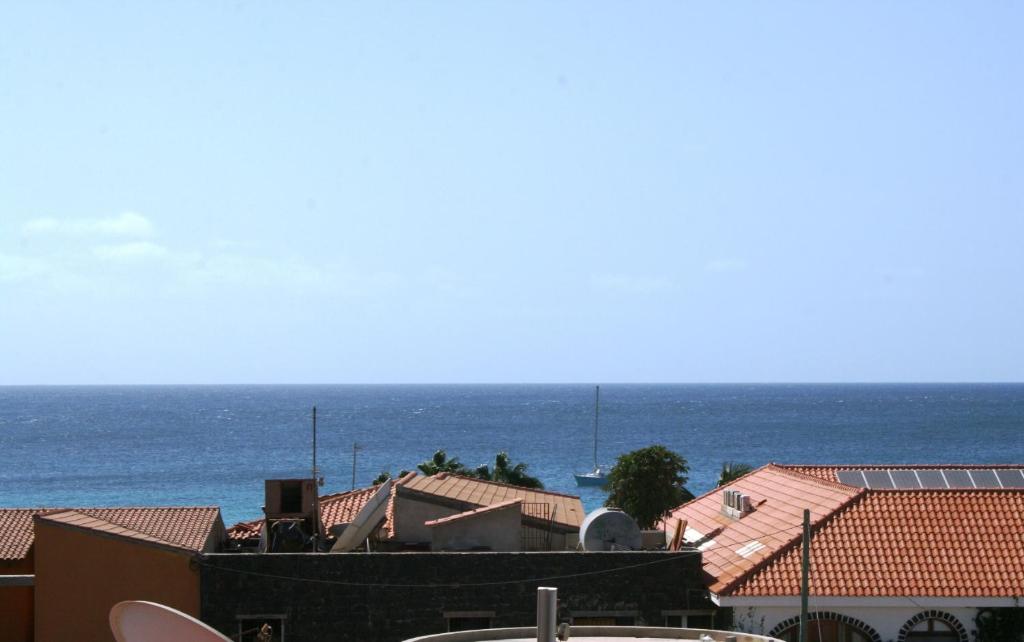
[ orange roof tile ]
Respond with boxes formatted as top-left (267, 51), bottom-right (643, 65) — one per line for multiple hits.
top-left (732, 489), bottom-right (1024, 598)
top-left (0, 509), bottom-right (52, 561)
top-left (35, 507), bottom-right (222, 553)
top-left (662, 464), bottom-right (863, 595)
top-left (424, 499), bottom-right (522, 527)
top-left (398, 473), bottom-right (584, 531)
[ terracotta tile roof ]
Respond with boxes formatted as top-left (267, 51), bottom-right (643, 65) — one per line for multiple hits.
top-left (662, 464), bottom-right (863, 595)
top-left (732, 489), bottom-right (1024, 597)
top-left (320, 485), bottom-right (381, 528)
top-left (424, 499), bottom-right (523, 527)
top-left (227, 485), bottom-right (381, 541)
top-left (780, 463), bottom-right (1024, 486)
top-left (35, 507), bottom-right (222, 553)
top-left (0, 509), bottom-right (52, 561)
top-left (397, 472), bottom-right (584, 532)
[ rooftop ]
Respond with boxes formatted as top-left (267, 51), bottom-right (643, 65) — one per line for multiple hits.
top-left (664, 465), bottom-right (862, 594)
top-left (733, 488), bottom-right (1024, 597)
top-left (35, 507), bottom-right (223, 553)
top-left (665, 463), bottom-right (1024, 599)
top-left (0, 508), bottom-right (51, 561)
top-left (398, 472), bottom-right (584, 531)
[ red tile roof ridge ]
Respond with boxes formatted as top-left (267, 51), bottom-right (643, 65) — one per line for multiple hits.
top-left (781, 463), bottom-right (1024, 469)
top-left (867, 487), bottom-right (1024, 494)
top-left (424, 498), bottom-right (523, 527)
top-left (35, 507), bottom-right (219, 553)
top-left (661, 463), bottom-right (771, 516)
top-left (319, 485), bottom-right (380, 503)
top-left (719, 487), bottom-right (870, 596)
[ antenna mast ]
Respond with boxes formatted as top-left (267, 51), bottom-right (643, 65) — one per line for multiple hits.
top-left (593, 385), bottom-right (600, 469)
top-left (312, 406), bottom-right (318, 482)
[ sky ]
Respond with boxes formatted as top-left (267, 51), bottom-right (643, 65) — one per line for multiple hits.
top-left (1, 2), bottom-right (1022, 384)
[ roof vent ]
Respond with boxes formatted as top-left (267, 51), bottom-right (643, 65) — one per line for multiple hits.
top-left (721, 489), bottom-right (753, 519)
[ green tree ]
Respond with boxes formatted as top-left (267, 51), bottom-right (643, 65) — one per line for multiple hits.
top-left (605, 445), bottom-right (692, 528)
top-left (717, 461), bottom-right (754, 487)
top-left (473, 451), bottom-right (544, 489)
top-left (372, 469), bottom-right (412, 485)
top-left (417, 450), bottom-right (468, 476)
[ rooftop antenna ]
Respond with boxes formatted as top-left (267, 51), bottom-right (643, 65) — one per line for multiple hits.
top-left (312, 406), bottom-right (324, 487)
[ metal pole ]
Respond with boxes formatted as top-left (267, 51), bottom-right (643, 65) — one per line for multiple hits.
top-left (799, 508), bottom-right (810, 642)
top-left (593, 386), bottom-right (600, 469)
top-left (351, 442), bottom-right (359, 490)
top-left (536, 587), bottom-right (557, 642)
top-left (312, 406), bottom-right (317, 481)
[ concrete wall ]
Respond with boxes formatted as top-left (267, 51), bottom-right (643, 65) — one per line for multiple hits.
top-left (394, 495), bottom-right (462, 544)
top-left (200, 550), bottom-right (713, 642)
top-left (430, 504), bottom-right (521, 552)
top-left (734, 605), bottom-right (978, 641)
top-left (33, 521), bottom-right (201, 642)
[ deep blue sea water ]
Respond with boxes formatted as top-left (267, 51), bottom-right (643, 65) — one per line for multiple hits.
top-left (1, 384), bottom-right (1022, 526)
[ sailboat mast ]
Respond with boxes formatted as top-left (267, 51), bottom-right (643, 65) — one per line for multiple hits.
top-left (593, 385), bottom-right (600, 469)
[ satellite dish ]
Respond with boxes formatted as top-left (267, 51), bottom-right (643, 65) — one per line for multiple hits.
top-left (110, 601), bottom-right (231, 642)
top-left (579, 507), bottom-right (641, 551)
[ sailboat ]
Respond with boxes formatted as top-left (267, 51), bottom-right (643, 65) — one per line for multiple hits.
top-left (574, 385), bottom-right (609, 487)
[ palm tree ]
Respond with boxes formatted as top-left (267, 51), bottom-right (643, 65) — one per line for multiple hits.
top-left (417, 450), bottom-right (467, 476)
top-left (717, 461), bottom-right (754, 487)
top-left (474, 452), bottom-right (544, 489)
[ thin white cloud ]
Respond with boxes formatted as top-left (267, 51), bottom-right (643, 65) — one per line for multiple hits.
top-left (92, 241), bottom-right (171, 261)
top-left (5, 213), bottom-right (404, 297)
top-left (22, 212), bottom-right (154, 239)
top-left (0, 252), bottom-right (49, 283)
top-left (591, 274), bottom-right (673, 294)
top-left (704, 258), bottom-right (748, 273)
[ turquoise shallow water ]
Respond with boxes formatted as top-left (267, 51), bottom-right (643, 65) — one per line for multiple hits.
top-left (1, 383), bottom-right (1021, 526)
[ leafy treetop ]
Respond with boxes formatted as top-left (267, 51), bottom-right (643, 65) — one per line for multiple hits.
top-left (605, 444), bottom-right (692, 529)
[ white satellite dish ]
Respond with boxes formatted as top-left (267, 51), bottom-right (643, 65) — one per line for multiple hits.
top-left (110, 601), bottom-right (231, 642)
top-left (579, 507), bottom-right (642, 551)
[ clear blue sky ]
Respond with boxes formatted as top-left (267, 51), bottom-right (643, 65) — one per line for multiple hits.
top-left (2, 2), bottom-right (1022, 384)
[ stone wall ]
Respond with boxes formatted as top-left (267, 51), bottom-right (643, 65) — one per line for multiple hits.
top-left (199, 550), bottom-right (713, 642)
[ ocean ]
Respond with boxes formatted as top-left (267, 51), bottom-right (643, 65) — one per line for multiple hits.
top-left (1, 384), bottom-right (1021, 527)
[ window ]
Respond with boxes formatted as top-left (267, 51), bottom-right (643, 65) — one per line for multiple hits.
top-left (237, 616), bottom-right (285, 642)
top-left (778, 619), bottom-right (872, 642)
top-left (906, 618), bottom-right (959, 641)
top-left (280, 481), bottom-right (303, 513)
top-left (663, 612), bottom-right (715, 628)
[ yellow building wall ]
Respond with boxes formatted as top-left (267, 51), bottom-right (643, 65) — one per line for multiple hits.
top-left (33, 522), bottom-right (200, 642)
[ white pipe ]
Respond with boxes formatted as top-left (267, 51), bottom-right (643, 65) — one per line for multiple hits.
top-left (536, 587), bottom-right (557, 642)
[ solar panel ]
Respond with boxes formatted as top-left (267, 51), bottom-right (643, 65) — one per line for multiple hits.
top-left (943, 469), bottom-right (974, 488)
top-left (968, 469), bottom-right (1001, 488)
top-left (863, 470), bottom-right (894, 489)
top-left (916, 470), bottom-right (948, 488)
top-left (890, 469), bottom-right (922, 489)
top-left (836, 470), bottom-right (866, 488)
top-left (995, 469), bottom-right (1024, 488)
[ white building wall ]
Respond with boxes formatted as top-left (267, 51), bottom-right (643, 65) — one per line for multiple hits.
top-left (732, 605), bottom-right (978, 642)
